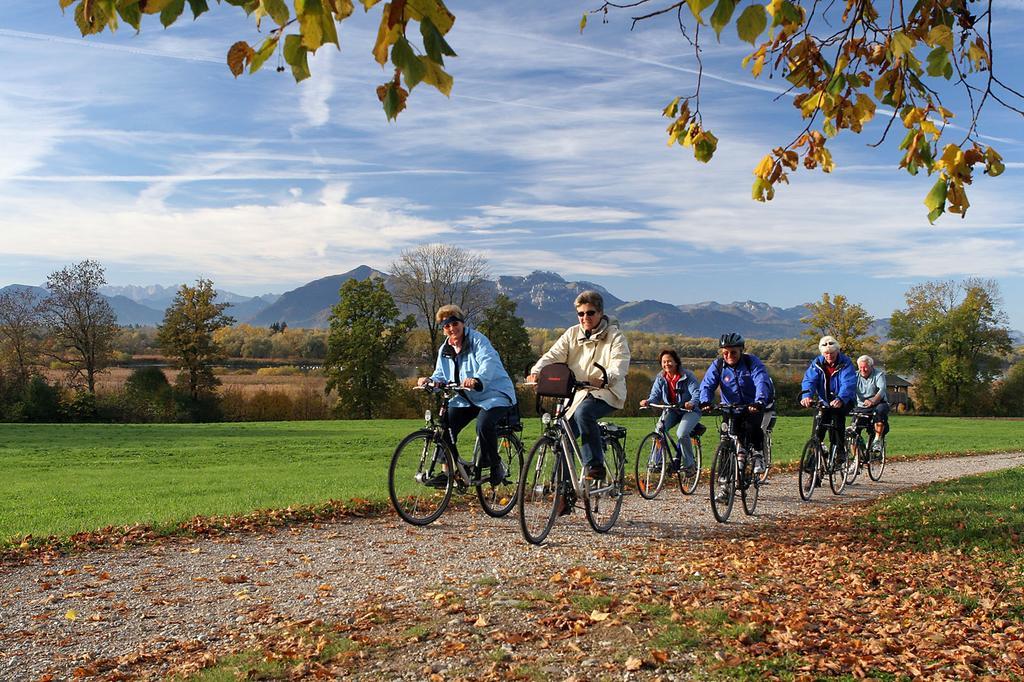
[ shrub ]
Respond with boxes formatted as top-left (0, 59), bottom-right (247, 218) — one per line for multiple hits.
top-left (17, 376), bottom-right (62, 422)
top-left (125, 366), bottom-right (172, 394)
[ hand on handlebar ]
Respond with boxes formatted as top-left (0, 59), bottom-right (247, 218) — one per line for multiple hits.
top-left (829, 398), bottom-right (844, 409)
top-left (800, 397), bottom-right (813, 408)
top-left (639, 399), bottom-right (648, 407)
top-left (700, 403), bottom-right (713, 414)
top-left (747, 402), bottom-right (763, 414)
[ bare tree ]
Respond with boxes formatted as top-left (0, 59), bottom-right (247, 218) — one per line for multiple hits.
top-left (0, 287), bottom-right (43, 389)
top-left (389, 244), bottom-right (492, 351)
top-left (39, 260), bottom-right (118, 394)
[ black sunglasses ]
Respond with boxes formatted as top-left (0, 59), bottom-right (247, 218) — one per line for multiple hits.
top-left (577, 310), bottom-right (599, 318)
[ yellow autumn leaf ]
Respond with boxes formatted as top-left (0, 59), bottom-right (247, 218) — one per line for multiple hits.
top-left (927, 24), bottom-right (953, 52)
top-left (65, 609), bottom-right (77, 620)
top-left (589, 610), bottom-right (610, 621)
top-left (372, 3), bottom-right (402, 66)
top-left (662, 96), bottom-right (681, 118)
top-left (419, 57), bottom-right (453, 96)
top-left (625, 656), bottom-right (643, 671)
top-left (474, 616), bottom-right (488, 626)
top-left (854, 93), bottom-right (875, 125)
top-left (406, 0), bottom-right (455, 34)
top-left (754, 154), bottom-right (774, 179)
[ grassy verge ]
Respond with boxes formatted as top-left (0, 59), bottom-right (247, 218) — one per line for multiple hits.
top-left (861, 466), bottom-right (1024, 556)
top-left (2, 415), bottom-right (1022, 545)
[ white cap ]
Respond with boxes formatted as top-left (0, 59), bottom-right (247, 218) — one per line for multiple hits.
top-left (818, 335), bottom-right (840, 353)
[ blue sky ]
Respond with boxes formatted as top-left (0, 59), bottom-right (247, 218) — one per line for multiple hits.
top-left (2, 3), bottom-right (1023, 330)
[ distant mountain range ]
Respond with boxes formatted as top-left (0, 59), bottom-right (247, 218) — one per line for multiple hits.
top-left (12, 267), bottom-right (1018, 342)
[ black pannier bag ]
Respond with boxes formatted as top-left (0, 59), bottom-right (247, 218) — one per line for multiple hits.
top-left (536, 362), bottom-right (576, 398)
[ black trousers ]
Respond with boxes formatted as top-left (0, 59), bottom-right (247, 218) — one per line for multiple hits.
top-left (446, 404), bottom-right (513, 469)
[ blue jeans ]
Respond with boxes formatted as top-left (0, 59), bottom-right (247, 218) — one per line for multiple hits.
top-left (663, 409), bottom-right (700, 468)
top-left (570, 396), bottom-right (615, 468)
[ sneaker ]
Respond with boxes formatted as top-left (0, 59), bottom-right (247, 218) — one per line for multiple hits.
top-left (714, 484), bottom-right (729, 502)
top-left (683, 465), bottom-right (697, 477)
top-left (586, 463), bottom-right (606, 481)
top-left (871, 441), bottom-right (883, 454)
top-left (668, 459), bottom-right (681, 473)
top-left (752, 453), bottom-right (766, 476)
top-left (488, 462), bottom-right (507, 487)
top-left (557, 493), bottom-right (574, 516)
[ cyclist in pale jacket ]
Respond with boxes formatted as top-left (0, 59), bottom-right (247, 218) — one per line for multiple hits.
top-left (417, 304), bottom-right (517, 486)
top-left (527, 290), bottom-right (631, 481)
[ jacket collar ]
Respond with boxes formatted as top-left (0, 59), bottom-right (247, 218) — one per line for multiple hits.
top-left (575, 316), bottom-right (610, 342)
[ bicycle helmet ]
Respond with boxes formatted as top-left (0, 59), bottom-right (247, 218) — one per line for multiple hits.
top-left (719, 332), bottom-right (745, 348)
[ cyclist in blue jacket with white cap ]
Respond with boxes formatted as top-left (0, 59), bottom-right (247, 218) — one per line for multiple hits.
top-left (800, 335), bottom-right (857, 462)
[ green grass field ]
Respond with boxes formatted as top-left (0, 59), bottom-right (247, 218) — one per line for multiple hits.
top-left (2, 414), bottom-right (1022, 545)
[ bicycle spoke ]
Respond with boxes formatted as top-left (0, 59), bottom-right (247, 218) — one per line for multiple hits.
top-left (799, 439), bottom-right (820, 501)
top-left (518, 436), bottom-right (562, 545)
top-left (710, 442), bottom-right (735, 523)
top-left (586, 437), bottom-right (625, 533)
top-left (635, 432), bottom-right (667, 500)
top-left (677, 438), bottom-right (701, 495)
top-left (388, 431), bottom-right (454, 526)
top-left (477, 433), bottom-right (523, 518)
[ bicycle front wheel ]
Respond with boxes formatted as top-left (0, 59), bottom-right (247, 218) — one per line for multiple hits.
top-left (635, 432), bottom-right (667, 500)
top-left (868, 436), bottom-right (886, 481)
top-left (740, 455), bottom-right (759, 516)
top-left (477, 433), bottom-right (524, 518)
top-left (388, 430), bottom-right (455, 526)
top-left (845, 433), bottom-right (863, 485)
top-left (518, 436), bottom-right (563, 545)
top-left (677, 437), bottom-right (701, 495)
top-left (828, 443), bottom-right (849, 495)
top-left (709, 442), bottom-right (735, 523)
top-left (798, 439), bottom-right (821, 501)
top-left (586, 436), bottom-right (626, 533)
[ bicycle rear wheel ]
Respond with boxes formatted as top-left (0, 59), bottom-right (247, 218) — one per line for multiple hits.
top-left (586, 436), bottom-right (626, 533)
top-left (477, 433), bottom-right (524, 518)
top-left (868, 436), bottom-right (886, 481)
top-left (677, 437), bottom-right (701, 495)
top-left (757, 430), bottom-right (773, 483)
top-left (740, 455), bottom-right (759, 515)
top-left (709, 442), bottom-right (735, 523)
top-left (388, 430), bottom-right (455, 526)
top-left (828, 442), bottom-right (848, 495)
top-left (517, 436), bottom-right (562, 545)
top-left (635, 432), bottom-right (667, 500)
top-left (798, 439), bottom-right (821, 501)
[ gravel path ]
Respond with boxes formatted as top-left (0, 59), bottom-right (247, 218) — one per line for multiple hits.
top-left (2, 451), bottom-right (1022, 681)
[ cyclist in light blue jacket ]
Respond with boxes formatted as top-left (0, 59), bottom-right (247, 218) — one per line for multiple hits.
top-left (417, 304), bottom-right (517, 486)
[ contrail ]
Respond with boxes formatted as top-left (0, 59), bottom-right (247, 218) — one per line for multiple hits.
top-left (0, 27), bottom-right (224, 64)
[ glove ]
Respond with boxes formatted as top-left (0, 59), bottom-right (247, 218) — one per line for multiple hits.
top-left (700, 403), bottom-right (712, 414)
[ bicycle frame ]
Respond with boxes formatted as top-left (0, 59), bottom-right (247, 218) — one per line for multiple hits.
top-left (417, 383), bottom-right (482, 488)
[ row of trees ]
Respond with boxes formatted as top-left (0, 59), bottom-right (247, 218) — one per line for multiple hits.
top-left (0, 260), bottom-right (238, 420)
top-left (2, 250), bottom-right (1020, 421)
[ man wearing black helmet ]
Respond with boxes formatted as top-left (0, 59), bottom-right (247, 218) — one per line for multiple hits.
top-left (698, 333), bottom-right (775, 476)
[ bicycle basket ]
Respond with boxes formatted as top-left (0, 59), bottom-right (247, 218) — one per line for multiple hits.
top-left (536, 363), bottom-right (576, 398)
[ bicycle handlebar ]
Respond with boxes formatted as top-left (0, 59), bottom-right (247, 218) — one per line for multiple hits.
top-left (642, 403), bottom-right (697, 412)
